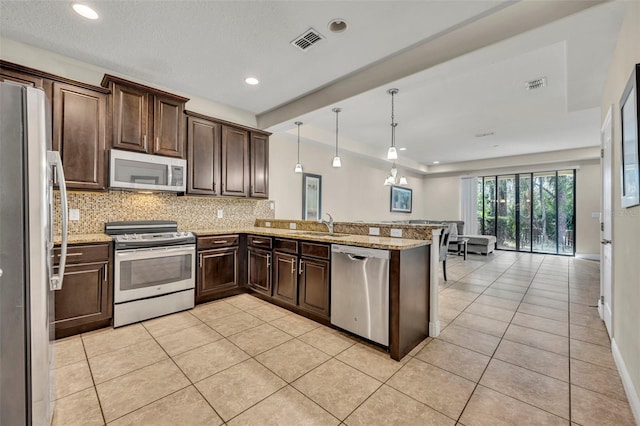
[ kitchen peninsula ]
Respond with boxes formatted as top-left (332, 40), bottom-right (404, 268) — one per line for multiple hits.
top-left (55, 219), bottom-right (442, 361)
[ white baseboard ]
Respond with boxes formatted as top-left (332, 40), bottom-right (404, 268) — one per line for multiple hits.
top-left (598, 298), bottom-right (604, 320)
top-left (611, 338), bottom-right (640, 425)
top-left (576, 253), bottom-right (601, 261)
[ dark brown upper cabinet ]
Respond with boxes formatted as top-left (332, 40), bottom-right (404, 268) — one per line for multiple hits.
top-left (102, 75), bottom-right (188, 158)
top-left (1, 61), bottom-right (110, 191)
top-left (0, 65), bottom-right (53, 101)
top-left (186, 112), bottom-right (220, 195)
top-left (154, 93), bottom-right (185, 157)
top-left (250, 132), bottom-right (269, 198)
top-left (52, 82), bottom-right (108, 190)
top-left (221, 125), bottom-right (250, 197)
top-left (110, 81), bottom-right (149, 153)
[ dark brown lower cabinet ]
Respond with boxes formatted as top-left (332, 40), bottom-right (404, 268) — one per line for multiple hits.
top-left (196, 247), bottom-right (239, 304)
top-left (298, 256), bottom-right (330, 318)
top-left (248, 247), bottom-right (271, 296)
top-left (273, 252), bottom-right (297, 306)
top-left (54, 243), bottom-right (112, 339)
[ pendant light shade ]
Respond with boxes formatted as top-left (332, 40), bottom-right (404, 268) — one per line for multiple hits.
top-left (387, 88), bottom-right (399, 160)
top-left (387, 146), bottom-right (398, 160)
top-left (332, 108), bottom-right (342, 168)
top-left (399, 176), bottom-right (408, 185)
top-left (294, 121), bottom-right (303, 173)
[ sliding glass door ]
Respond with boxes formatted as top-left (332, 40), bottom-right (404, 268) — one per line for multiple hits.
top-left (496, 175), bottom-right (516, 250)
top-left (477, 169), bottom-right (575, 256)
top-left (532, 171), bottom-right (557, 253)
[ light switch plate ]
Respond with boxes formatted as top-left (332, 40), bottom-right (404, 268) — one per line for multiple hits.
top-left (265, 221), bottom-right (271, 227)
top-left (592, 212), bottom-right (600, 219)
top-left (269, 201), bottom-right (275, 210)
top-left (69, 208), bottom-right (80, 221)
top-left (390, 228), bottom-right (403, 238)
top-left (289, 223), bottom-right (297, 230)
top-left (217, 209), bottom-right (223, 218)
top-left (369, 227), bottom-right (380, 236)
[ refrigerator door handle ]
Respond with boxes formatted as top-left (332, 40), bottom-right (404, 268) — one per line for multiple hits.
top-left (47, 151), bottom-right (68, 291)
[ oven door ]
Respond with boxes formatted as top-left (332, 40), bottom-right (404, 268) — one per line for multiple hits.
top-left (114, 245), bottom-right (195, 303)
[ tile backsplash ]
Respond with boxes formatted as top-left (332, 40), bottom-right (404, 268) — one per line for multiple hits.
top-left (54, 190), bottom-right (274, 235)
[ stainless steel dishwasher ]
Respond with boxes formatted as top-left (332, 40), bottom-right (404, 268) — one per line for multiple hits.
top-left (330, 244), bottom-right (390, 346)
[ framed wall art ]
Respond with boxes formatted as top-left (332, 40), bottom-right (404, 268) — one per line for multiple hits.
top-left (302, 173), bottom-right (322, 220)
top-left (620, 63), bottom-right (639, 208)
top-left (390, 185), bottom-right (412, 213)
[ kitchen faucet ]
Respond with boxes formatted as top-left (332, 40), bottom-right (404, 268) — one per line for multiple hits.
top-left (321, 213), bottom-right (334, 234)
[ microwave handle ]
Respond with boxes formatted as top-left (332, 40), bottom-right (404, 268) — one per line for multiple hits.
top-left (168, 164), bottom-right (173, 187)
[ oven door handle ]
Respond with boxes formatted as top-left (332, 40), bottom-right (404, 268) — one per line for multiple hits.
top-left (116, 245), bottom-right (195, 255)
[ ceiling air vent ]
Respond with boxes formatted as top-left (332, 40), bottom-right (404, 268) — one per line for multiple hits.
top-left (525, 77), bottom-right (547, 90)
top-left (291, 28), bottom-right (324, 51)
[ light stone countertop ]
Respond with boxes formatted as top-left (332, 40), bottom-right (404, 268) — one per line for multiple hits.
top-left (54, 233), bottom-right (113, 245)
top-left (55, 227), bottom-right (431, 250)
top-left (191, 226), bottom-right (430, 250)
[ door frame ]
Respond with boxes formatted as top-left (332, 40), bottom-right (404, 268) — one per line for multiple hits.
top-left (599, 105), bottom-right (614, 336)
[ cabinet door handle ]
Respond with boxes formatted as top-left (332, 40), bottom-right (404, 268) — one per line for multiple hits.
top-left (266, 254), bottom-right (271, 269)
top-left (143, 134), bottom-right (148, 148)
top-left (291, 259), bottom-right (296, 275)
top-left (58, 252), bottom-right (82, 257)
top-left (214, 240), bottom-right (228, 244)
top-left (299, 259), bottom-right (304, 275)
top-left (104, 267), bottom-right (107, 282)
top-left (199, 254), bottom-right (203, 268)
top-left (156, 136), bottom-right (160, 147)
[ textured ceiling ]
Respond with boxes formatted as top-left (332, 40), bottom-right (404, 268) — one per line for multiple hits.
top-left (0, 1), bottom-right (626, 169)
top-left (0, 0), bottom-right (508, 114)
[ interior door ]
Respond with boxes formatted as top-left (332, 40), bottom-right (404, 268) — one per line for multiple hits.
top-left (600, 106), bottom-right (613, 336)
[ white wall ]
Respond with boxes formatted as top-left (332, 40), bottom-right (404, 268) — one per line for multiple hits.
top-left (0, 37), bottom-right (256, 127)
top-left (421, 161), bottom-right (601, 255)
top-left (601, 2), bottom-right (640, 420)
top-left (269, 134), bottom-right (426, 222)
top-left (423, 175), bottom-right (461, 219)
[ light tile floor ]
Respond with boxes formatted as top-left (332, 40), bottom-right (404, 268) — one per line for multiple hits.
top-left (52, 251), bottom-right (636, 425)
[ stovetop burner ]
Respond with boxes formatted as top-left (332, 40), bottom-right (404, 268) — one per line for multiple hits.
top-left (105, 221), bottom-right (195, 249)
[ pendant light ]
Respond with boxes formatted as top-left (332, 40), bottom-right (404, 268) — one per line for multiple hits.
top-left (383, 161), bottom-right (409, 186)
top-left (332, 108), bottom-right (342, 168)
top-left (387, 88), bottom-right (399, 160)
top-left (294, 121), bottom-right (303, 173)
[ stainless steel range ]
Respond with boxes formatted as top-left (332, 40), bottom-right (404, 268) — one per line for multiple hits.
top-left (105, 221), bottom-right (195, 327)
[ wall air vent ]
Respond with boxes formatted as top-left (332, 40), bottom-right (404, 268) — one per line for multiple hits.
top-left (291, 28), bottom-right (324, 51)
top-left (525, 77), bottom-right (547, 90)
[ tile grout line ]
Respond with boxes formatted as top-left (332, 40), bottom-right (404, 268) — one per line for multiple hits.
top-left (454, 255), bottom-right (546, 423)
top-left (79, 336), bottom-right (106, 426)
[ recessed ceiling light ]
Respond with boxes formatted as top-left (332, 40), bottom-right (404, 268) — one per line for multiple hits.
top-left (399, 147), bottom-right (407, 151)
top-left (328, 19), bottom-right (348, 33)
top-left (72, 3), bottom-right (99, 20)
top-left (433, 161), bottom-right (440, 164)
top-left (245, 77), bottom-right (259, 85)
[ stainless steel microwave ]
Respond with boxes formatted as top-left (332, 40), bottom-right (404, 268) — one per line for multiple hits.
top-left (109, 149), bottom-right (186, 192)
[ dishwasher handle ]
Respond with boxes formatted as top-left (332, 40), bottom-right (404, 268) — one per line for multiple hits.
top-left (347, 254), bottom-right (368, 261)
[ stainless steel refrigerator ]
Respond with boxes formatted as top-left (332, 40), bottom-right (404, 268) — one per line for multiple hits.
top-left (0, 82), bottom-right (69, 425)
